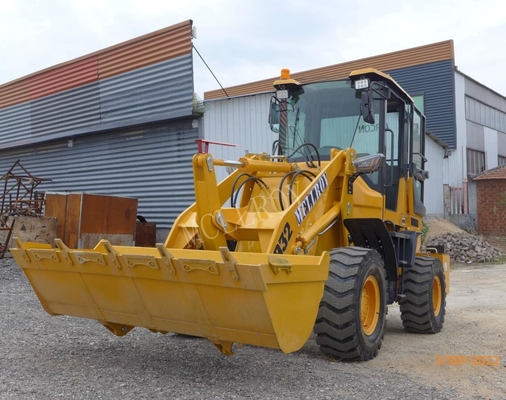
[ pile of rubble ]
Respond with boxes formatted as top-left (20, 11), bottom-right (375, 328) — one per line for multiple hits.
top-left (423, 231), bottom-right (502, 264)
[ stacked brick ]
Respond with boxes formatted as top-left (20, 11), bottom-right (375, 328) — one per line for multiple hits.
top-left (423, 232), bottom-right (502, 264)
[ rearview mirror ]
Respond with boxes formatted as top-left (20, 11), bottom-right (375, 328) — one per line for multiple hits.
top-left (360, 90), bottom-right (375, 124)
top-left (269, 97), bottom-right (280, 133)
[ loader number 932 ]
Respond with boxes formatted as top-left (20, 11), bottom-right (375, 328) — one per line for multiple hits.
top-left (274, 223), bottom-right (293, 254)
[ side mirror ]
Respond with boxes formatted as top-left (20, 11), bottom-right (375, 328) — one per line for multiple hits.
top-left (360, 90), bottom-right (375, 124)
top-left (269, 97), bottom-right (280, 133)
top-left (413, 165), bottom-right (429, 181)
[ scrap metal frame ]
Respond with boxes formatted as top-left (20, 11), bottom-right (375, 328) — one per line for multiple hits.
top-left (0, 160), bottom-right (51, 258)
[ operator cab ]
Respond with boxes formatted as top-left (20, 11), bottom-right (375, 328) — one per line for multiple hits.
top-left (269, 68), bottom-right (428, 217)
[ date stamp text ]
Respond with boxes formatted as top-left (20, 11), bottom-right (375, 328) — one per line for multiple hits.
top-left (436, 355), bottom-right (500, 366)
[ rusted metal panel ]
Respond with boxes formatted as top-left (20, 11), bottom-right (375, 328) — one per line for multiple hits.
top-left (0, 20), bottom-right (192, 111)
top-left (79, 193), bottom-right (137, 235)
top-left (45, 193), bottom-right (138, 248)
top-left (29, 57), bottom-right (98, 100)
top-left (98, 20), bottom-right (192, 79)
top-left (0, 81), bottom-right (30, 109)
top-left (135, 221), bottom-right (157, 247)
top-left (44, 193), bottom-right (68, 240)
top-left (205, 40), bottom-right (454, 100)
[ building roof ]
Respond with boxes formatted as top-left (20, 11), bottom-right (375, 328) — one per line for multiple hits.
top-left (474, 164), bottom-right (506, 180)
top-left (204, 40), bottom-right (454, 100)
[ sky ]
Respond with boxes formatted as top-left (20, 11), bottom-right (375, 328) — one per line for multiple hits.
top-left (1, 0), bottom-right (506, 98)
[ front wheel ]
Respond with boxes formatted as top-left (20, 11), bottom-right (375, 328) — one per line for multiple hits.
top-left (400, 257), bottom-right (446, 333)
top-left (314, 247), bottom-right (387, 361)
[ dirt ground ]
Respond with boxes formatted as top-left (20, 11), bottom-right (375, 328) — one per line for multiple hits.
top-left (483, 235), bottom-right (506, 255)
top-left (380, 219), bottom-right (506, 399)
top-left (1, 257), bottom-right (505, 399)
top-left (378, 262), bottom-right (506, 399)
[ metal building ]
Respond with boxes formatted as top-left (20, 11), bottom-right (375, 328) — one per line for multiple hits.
top-left (0, 20), bottom-right (199, 239)
top-left (203, 40), bottom-right (506, 227)
top-left (2, 28), bottom-right (504, 234)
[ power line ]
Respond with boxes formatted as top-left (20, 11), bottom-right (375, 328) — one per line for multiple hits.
top-left (192, 44), bottom-right (230, 98)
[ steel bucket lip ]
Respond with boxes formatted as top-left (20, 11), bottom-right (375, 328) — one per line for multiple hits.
top-left (11, 239), bottom-right (330, 355)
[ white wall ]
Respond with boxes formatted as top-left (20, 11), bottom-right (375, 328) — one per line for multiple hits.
top-left (484, 126), bottom-right (499, 170)
top-left (202, 93), bottom-right (274, 183)
top-left (448, 72), bottom-right (467, 187)
top-left (424, 136), bottom-right (446, 217)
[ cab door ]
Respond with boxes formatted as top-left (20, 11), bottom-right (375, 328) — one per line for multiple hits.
top-left (410, 108), bottom-right (427, 218)
top-left (382, 94), bottom-right (410, 213)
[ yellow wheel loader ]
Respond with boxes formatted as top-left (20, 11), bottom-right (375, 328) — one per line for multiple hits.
top-left (11, 68), bottom-right (450, 361)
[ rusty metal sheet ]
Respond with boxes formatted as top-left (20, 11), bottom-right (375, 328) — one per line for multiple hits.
top-left (98, 21), bottom-right (192, 79)
top-left (29, 57), bottom-right (99, 100)
top-left (0, 81), bottom-right (30, 109)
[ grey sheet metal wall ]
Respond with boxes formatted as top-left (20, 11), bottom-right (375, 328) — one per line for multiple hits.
top-left (388, 59), bottom-right (456, 148)
top-left (0, 20), bottom-right (194, 149)
top-left (0, 119), bottom-right (198, 230)
top-left (1, 54), bottom-right (193, 149)
top-left (0, 21), bottom-right (198, 233)
top-left (203, 93), bottom-right (275, 183)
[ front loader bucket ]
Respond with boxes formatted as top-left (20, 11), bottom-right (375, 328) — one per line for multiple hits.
top-left (11, 238), bottom-right (329, 355)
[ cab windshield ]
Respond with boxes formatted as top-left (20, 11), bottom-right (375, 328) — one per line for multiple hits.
top-left (270, 80), bottom-right (380, 160)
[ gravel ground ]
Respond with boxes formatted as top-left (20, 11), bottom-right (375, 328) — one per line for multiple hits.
top-left (1, 256), bottom-right (505, 400)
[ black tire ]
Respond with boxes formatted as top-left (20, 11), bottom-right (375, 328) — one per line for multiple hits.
top-left (400, 256), bottom-right (446, 333)
top-left (314, 247), bottom-right (387, 361)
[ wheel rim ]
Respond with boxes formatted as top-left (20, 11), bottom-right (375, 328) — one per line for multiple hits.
top-left (361, 275), bottom-right (380, 336)
top-left (433, 275), bottom-right (442, 316)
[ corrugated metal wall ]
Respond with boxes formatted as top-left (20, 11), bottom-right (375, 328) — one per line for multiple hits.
top-left (388, 60), bottom-right (456, 148)
top-left (424, 136), bottom-right (446, 216)
top-left (205, 40), bottom-right (454, 100)
top-left (0, 120), bottom-right (198, 230)
top-left (99, 55), bottom-right (193, 124)
top-left (30, 82), bottom-right (101, 137)
top-left (0, 20), bottom-right (194, 150)
top-left (0, 20), bottom-right (198, 235)
top-left (203, 93), bottom-right (275, 183)
top-left (204, 40), bottom-right (456, 149)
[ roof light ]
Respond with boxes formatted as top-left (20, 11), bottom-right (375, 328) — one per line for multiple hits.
top-left (277, 89), bottom-right (288, 99)
top-left (355, 78), bottom-right (369, 90)
top-left (273, 68), bottom-right (301, 90)
top-left (280, 69), bottom-right (291, 79)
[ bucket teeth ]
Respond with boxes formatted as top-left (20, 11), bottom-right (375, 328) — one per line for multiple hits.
top-left (219, 247), bottom-right (239, 281)
top-left (210, 339), bottom-right (240, 356)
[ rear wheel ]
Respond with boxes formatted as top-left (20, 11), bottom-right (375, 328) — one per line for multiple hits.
top-left (400, 257), bottom-right (446, 333)
top-left (314, 247), bottom-right (387, 361)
